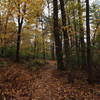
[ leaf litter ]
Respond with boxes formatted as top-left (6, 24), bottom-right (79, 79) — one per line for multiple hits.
top-left (0, 60), bottom-right (100, 100)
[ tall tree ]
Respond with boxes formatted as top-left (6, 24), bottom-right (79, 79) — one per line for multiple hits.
top-left (11, 0), bottom-right (44, 61)
top-left (0, 0), bottom-right (12, 56)
top-left (78, 0), bottom-right (86, 69)
top-left (86, 0), bottom-right (93, 83)
top-left (72, 0), bottom-right (80, 67)
top-left (59, 0), bottom-right (70, 68)
top-left (53, 0), bottom-right (64, 70)
top-left (16, 2), bottom-right (26, 61)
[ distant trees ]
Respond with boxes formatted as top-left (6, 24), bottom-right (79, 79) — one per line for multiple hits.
top-left (13, 0), bottom-right (44, 61)
top-left (0, 0), bottom-right (13, 56)
top-left (52, 0), bottom-right (100, 83)
top-left (0, 0), bottom-right (44, 61)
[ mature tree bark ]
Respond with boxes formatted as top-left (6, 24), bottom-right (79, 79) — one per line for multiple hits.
top-left (51, 41), bottom-right (55, 60)
top-left (78, 0), bottom-right (86, 69)
top-left (59, 0), bottom-right (70, 67)
top-left (47, 0), bottom-right (55, 60)
top-left (41, 17), bottom-right (46, 61)
top-left (0, 13), bottom-right (3, 55)
top-left (72, 2), bottom-right (80, 67)
top-left (53, 0), bottom-right (64, 70)
top-left (16, 17), bottom-right (23, 61)
top-left (86, 0), bottom-right (93, 83)
top-left (1, 12), bottom-right (9, 56)
top-left (16, 3), bottom-right (26, 61)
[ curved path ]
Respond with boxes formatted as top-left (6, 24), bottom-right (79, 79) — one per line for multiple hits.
top-left (31, 61), bottom-right (67, 100)
top-left (0, 60), bottom-right (99, 100)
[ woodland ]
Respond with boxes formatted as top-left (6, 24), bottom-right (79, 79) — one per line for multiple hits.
top-left (0, 0), bottom-right (100, 100)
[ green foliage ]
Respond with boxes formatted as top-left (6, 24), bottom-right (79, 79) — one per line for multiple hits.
top-left (26, 59), bottom-right (45, 71)
top-left (0, 46), bottom-right (52, 60)
top-left (29, 59), bottom-right (45, 66)
top-left (92, 50), bottom-right (100, 67)
top-left (69, 54), bottom-right (79, 70)
top-left (95, 35), bottom-right (100, 49)
top-left (0, 61), bottom-right (8, 67)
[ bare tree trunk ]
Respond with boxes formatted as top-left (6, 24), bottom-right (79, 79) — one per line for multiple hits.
top-left (78, 0), bottom-right (86, 69)
top-left (16, 3), bottom-right (26, 61)
top-left (86, 0), bottom-right (93, 83)
top-left (41, 19), bottom-right (46, 61)
top-left (72, 4), bottom-right (80, 67)
top-left (51, 42), bottom-right (55, 60)
top-left (53, 0), bottom-right (64, 70)
top-left (16, 17), bottom-right (23, 61)
top-left (59, 0), bottom-right (70, 68)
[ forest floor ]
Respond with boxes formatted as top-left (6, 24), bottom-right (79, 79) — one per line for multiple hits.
top-left (0, 58), bottom-right (100, 100)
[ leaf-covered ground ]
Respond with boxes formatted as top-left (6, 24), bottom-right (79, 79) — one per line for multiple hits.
top-left (0, 59), bottom-right (100, 100)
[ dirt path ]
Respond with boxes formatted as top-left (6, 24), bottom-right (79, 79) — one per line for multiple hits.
top-left (31, 61), bottom-right (66, 100)
top-left (0, 61), bottom-right (100, 100)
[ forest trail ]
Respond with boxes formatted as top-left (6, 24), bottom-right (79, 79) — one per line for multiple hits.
top-left (0, 60), bottom-right (100, 100)
top-left (31, 61), bottom-right (67, 100)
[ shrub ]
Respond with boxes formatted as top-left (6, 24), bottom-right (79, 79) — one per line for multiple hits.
top-left (0, 61), bottom-right (8, 67)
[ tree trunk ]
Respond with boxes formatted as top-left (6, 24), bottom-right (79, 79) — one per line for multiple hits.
top-left (78, 0), bottom-right (86, 69)
top-left (86, 0), bottom-right (93, 83)
top-left (16, 22), bottom-right (23, 61)
top-left (53, 0), bottom-right (64, 70)
top-left (42, 35), bottom-right (46, 60)
top-left (16, 3), bottom-right (26, 61)
top-left (51, 41), bottom-right (55, 60)
top-left (59, 0), bottom-right (70, 67)
top-left (72, 5), bottom-right (80, 67)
